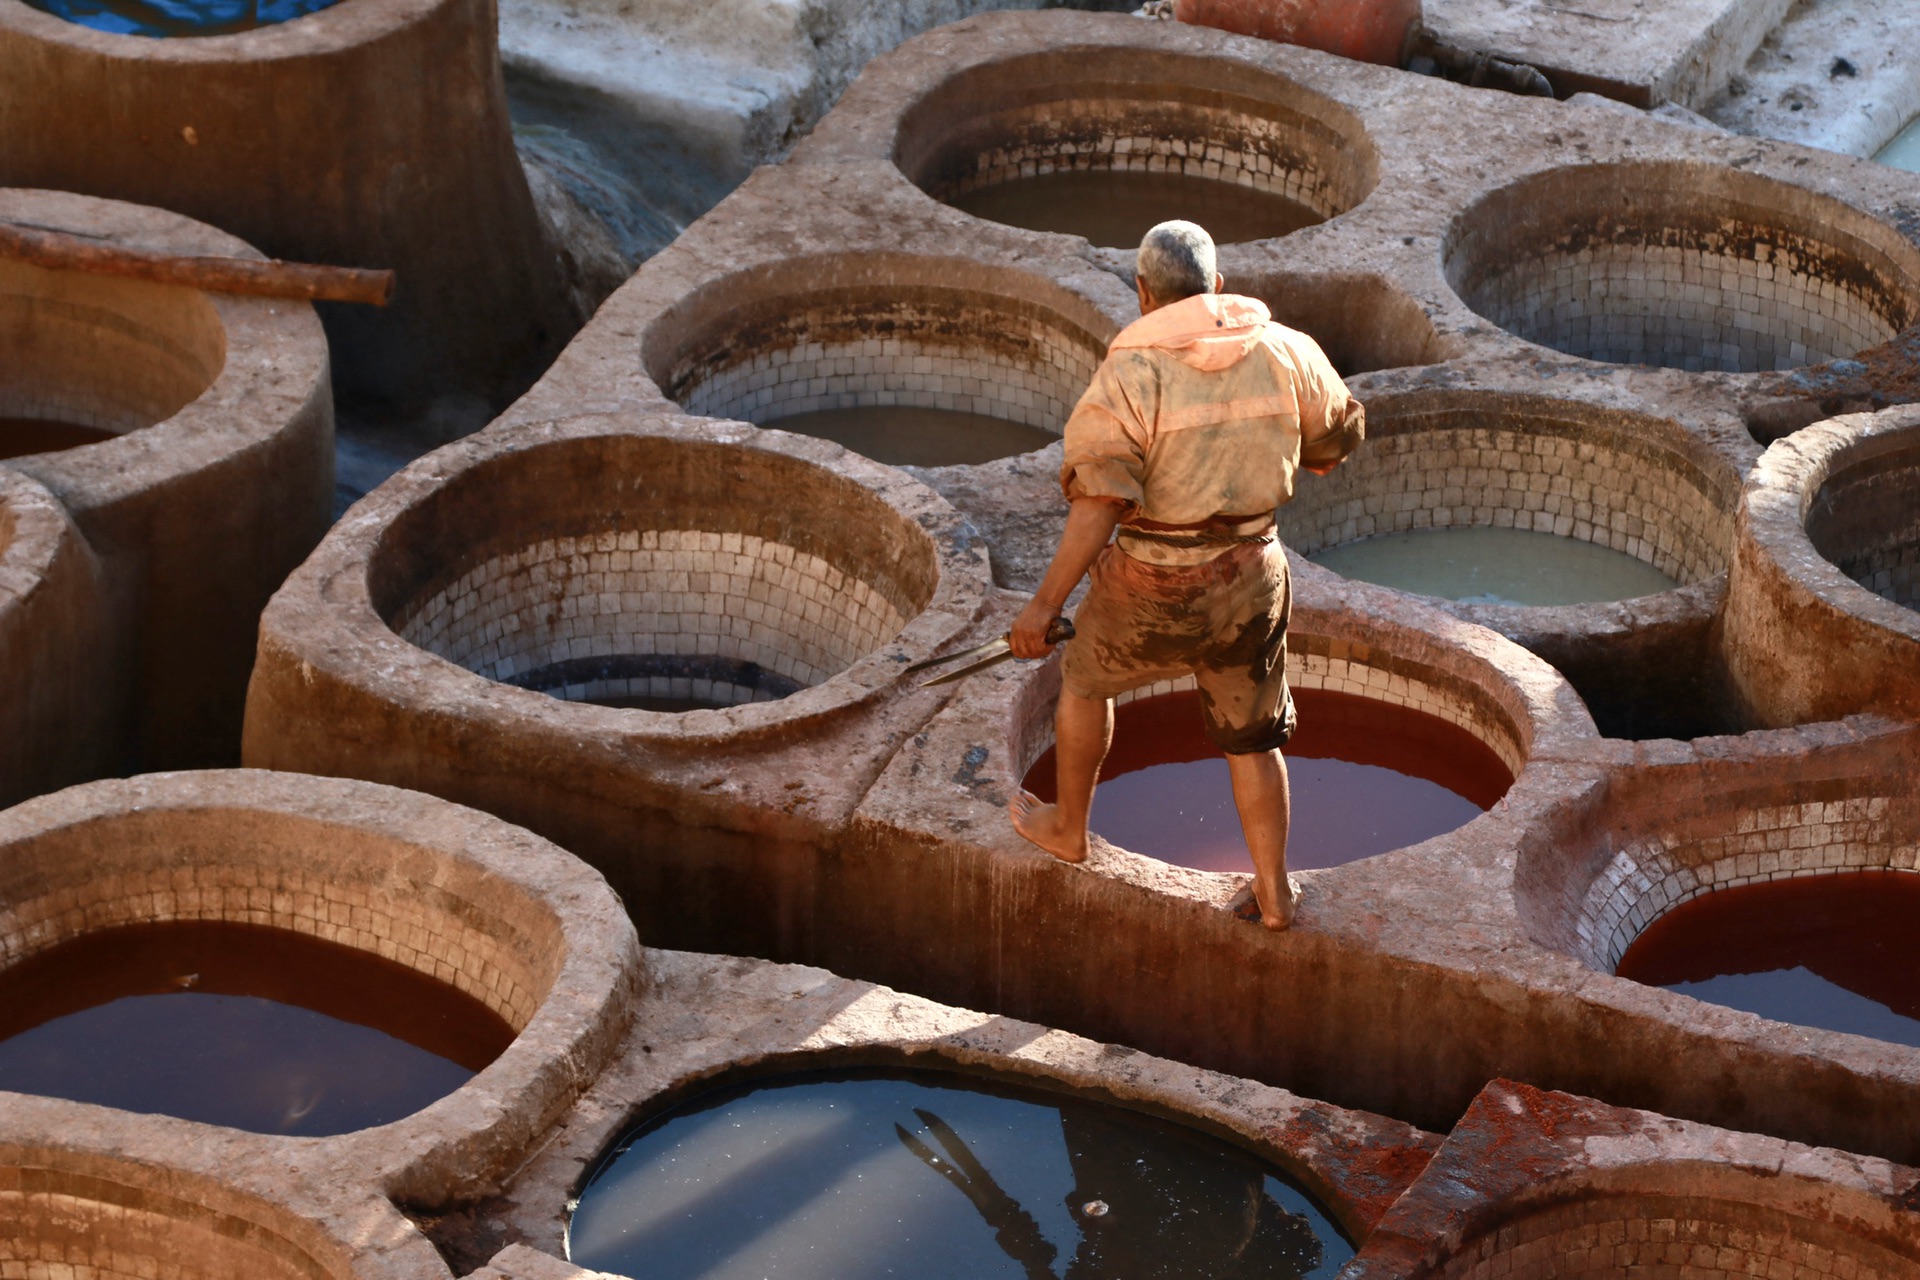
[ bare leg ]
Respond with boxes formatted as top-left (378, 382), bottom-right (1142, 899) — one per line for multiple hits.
top-left (1225, 747), bottom-right (1299, 930)
top-left (1008, 690), bottom-right (1113, 863)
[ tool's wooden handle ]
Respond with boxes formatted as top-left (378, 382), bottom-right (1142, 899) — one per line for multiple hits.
top-left (1044, 616), bottom-right (1076, 645)
top-left (0, 220), bottom-right (395, 306)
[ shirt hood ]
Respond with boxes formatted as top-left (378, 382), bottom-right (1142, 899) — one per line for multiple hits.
top-left (1109, 293), bottom-right (1274, 373)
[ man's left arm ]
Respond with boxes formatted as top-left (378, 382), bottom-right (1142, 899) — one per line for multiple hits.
top-left (1291, 338), bottom-right (1366, 476)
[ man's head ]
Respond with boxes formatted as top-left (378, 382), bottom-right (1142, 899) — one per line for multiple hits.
top-left (1134, 220), bottom-right (1223, 314)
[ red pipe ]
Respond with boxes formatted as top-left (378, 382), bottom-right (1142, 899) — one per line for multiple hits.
top-left (1173, 0), bottom-right (1423, 67)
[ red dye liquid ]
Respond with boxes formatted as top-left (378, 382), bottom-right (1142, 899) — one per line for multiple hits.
top-left (0, 921), bottom-right (516, 1135)
top-left (1023, 688), bottom-right (1512, 872)
top-left (1616, 872), bottom-right (1920, 1049)
top-left (0, 416), bottom-right (116, 460)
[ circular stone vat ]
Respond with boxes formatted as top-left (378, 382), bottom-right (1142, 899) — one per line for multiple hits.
top-left (894, 48), bottom-right (1376, 248)
top-left (1725, 407), bottom-right (1920, 727)
top-left (568, 1067), bottom-right (1354, 1280)
top-left (0, 469), bottom-right (113, 807)
top-left (1444, 163), bottom-right (1920, 372)
top-left (1012, 617), bottom-right (1536, 874)
top-left (0, 227), bottom-right (223, 462)
top-left (22, 0), bottom-right (340, 36)
top-left (0, 188), bottom-right (332, 772)
top-left (0, 1160), bottom-right (354, 1280)
top-left (1616, 871), bottom-right (1920, 1049)
top-left (646, 259), bottom-right (1109, 468)
top-left (0, 771), bottom-right (638, 1147)
top-left (1277, 393), bottom-right (1738, 607)
top-left (370, 427), bottom-right (947, 713)
top-left (1805, 425), bottom-right (1920, 614)
top-left (1023, 685), bottom-right (1511, 873)
top-left (1428, 1180), bottom-right (1914, 1280)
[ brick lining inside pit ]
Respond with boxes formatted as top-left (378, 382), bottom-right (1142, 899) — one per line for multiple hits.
top-left (396, 529), bottom-right (911, 698)
top-left (0, 813), bottom-right (561, 1032)
top-left (0, 1168), bottom-right (333, 1280)
top-left (1015, 632), bottom-right (1531, 782)
top-left (1806, 441), bottom-right (1920, 611)
top-left (0, 258), bottom-right (224, 434)
top-left (1275, 401), bottom-right (1737, 584)
top-left (894, 51), bottom-right (1375, 235)
top-left (1438, 1192), bottom-right (1912, 1280)
top-left (1553, 783), bottom-right (1916, 971)
top-left (374, 435), bottom-right (941, 708)
top-left (1445, 164), bottom-right (1920, 373)
top-left (658, 286), bottom-right (1104, 436)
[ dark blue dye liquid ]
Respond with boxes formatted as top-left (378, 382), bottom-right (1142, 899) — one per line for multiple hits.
top-left (570, 1070), bottom-right (1354, 1280)
top-left (0, 921), bottom-right (515, 1135)
top-left (1616, 872), bottom-right (1920, 1049)
top-left (20, 0), bottom-right (344, 38)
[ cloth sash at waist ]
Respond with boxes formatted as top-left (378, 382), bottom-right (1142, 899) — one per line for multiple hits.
top-left (1114, 513), bottom-right (1278, 566)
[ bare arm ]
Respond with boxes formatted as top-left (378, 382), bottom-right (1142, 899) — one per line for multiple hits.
top-left (1009, 498), bottom-right (1126, 658)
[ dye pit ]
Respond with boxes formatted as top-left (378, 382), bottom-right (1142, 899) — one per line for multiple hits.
top-left (0, 920), bottom-right (515, 1136)
top-left (20, 0), bottom-right (345, 36)
top-left (504, 655), bottom-right (806, 711)
top-left (948, 171), bottom-right (1320, 249)
top-left (1615, 872), bottom-right (1920, 1050)
top-left (1878, 118), bottom-right (1920, 173)
top-left (1023, 689), bottom-right (1511, 872)
top-left (764, 405), bottom-right (1057, 467)
top-left (1308, 527), bottom-right (1680, 607)
top-left (568, 1069), bottom-right (1353, 1280)
top-left (0, 417), bottom-right (116, 461)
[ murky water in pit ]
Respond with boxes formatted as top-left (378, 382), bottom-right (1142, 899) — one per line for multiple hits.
top-left (20, 0), bottom-right (345, 37)
top-left (1310, 526), bottom-right (1679, 607)
top-left (764, 405), bottom-right (1057, 467)
top-left (950, 171), bottom-right (1321, 249)
top-left (1877, 116), bottom-right (1920, 173)
top-left (1024, 688), bottom-right (1512, 872)
top-left (1615, 871), bottom-right (1920, 1048)
top-left (568, 1069), bottom-right (1354, 1280)
top-left (0, 920), bottom-right (515, 1135)
top-left (0, 417), bottom-right (117, 461)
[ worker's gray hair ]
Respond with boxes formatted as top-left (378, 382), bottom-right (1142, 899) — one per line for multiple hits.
top-left (1135, 220), bottom-right (1217, 303)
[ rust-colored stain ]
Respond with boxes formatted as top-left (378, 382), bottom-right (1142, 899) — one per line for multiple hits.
top-left (1272, 1108), bottom-right (1441, 1230)
top-left (1768, 324), bottom-right (1920, 411)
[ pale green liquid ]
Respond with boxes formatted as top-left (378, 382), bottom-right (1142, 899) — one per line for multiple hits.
top-left (1876, 117), bottom-right (1920, 173)
top-left (1310, 526), bottom-right (1678, 606)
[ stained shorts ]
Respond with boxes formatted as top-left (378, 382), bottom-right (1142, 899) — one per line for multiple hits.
top-left (1059, 539), bottom-right (1296, 754)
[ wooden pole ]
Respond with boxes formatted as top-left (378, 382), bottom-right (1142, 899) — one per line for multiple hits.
top-left (0, 219), bottom-right (395, 307)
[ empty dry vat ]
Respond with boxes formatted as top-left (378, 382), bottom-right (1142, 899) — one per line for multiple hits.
top-left (0, 188), bottom-right (331, 769)
top-left (1725, 405), bottom-right (1920, 726)
top-left (646, 255), bottom-right (1111, 468)
top-left (243, 414), bottom-right (994, 957)
top-left (0, 0), bottom-right (570, 406)
top-left (892, 41), bottom-right (1377, 248)
top-left (1444, 162), bottom-right (1920, 372)
top-left (0, 469), bottom-right (112, 807)
top-left (0, 769), bottom-right (640, 1201)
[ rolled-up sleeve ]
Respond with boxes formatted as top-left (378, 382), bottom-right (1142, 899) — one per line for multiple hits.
top-left (1060, 359), bottom-right (1152, 511)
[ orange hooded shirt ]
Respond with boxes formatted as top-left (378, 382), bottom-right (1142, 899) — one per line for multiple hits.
top-left (1060, 292), bottom-right (1364, 529)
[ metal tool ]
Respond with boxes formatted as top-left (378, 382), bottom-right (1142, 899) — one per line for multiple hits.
top-left (907, 617), bottom-right (1075, 687)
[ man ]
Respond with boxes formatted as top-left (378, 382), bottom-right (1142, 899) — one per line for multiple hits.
top-left (1006, 220), bottom-right (1364, 931)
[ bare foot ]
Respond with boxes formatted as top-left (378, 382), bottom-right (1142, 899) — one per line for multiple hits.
top-left (1251, 872), bottom-right (1302, 931)
top-left (1008, 791), bottom-right (1090, 863)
